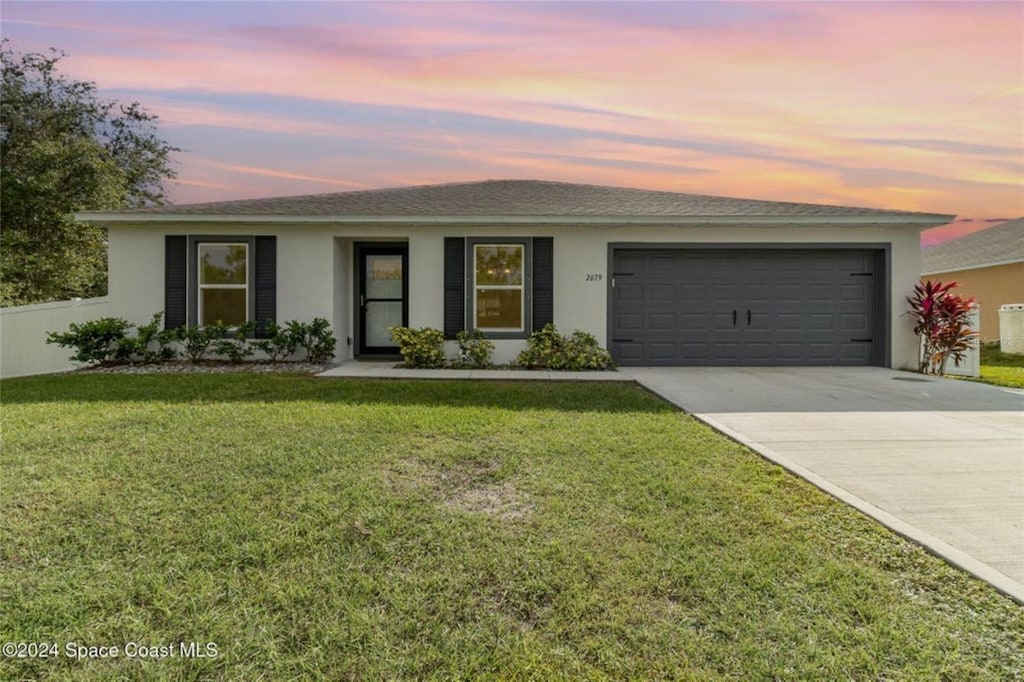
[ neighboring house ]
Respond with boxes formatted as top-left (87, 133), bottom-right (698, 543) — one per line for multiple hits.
top-left (77, 179), bottom-right (953, 368)
top-left (921, 219), bottom-right (1024, 342)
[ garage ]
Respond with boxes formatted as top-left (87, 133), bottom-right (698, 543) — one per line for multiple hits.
top-left (610, 248), bottom-right (885, 366)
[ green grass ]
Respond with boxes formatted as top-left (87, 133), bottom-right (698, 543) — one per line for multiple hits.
top-left (2, 374), bottom-right (1022, 680)
top-left (974, 343), bottom-right (1024, 388)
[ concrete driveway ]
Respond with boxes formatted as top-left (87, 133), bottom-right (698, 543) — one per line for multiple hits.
top-left (619, 366), bottom-right (1024, 602)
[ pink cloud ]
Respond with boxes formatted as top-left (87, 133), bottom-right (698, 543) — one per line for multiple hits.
top-left (2, 1), bottom-right (1020, 216)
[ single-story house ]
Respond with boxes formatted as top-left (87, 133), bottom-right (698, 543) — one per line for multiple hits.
top-left (921, 219), bottom-right (1024, 342)
top-left (77, 179), bottom-right (954, 367)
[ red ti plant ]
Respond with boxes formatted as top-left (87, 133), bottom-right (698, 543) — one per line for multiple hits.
top-left (906, 280), bottom-right (977, 374)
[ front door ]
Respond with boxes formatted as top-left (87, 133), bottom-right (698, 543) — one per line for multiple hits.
top-left (357, 245), bottom-right (408, 355)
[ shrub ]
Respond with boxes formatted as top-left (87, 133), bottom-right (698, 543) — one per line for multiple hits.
top-left (559, 330), bottom-right (614, 371)
top-left (46, 317), bottom-right (133, 365)
top-left (252, 321), bottom-right (298, 362)
top-left (285, 318), bottom-right (336, 363)
top-left (516, 323), bottom-right (563, 369)
top-left (122, 312), bottom-right (178, 363)
top-left (47, 313), bottom-right (338, 366)
top-left (451, 329), bottom-right (495, 369)
top-left (907, 280), bottom-right (978, 375)
top-left (212, 322), bottom-right (255, 364)
top-left (178, 323), bottom-right (224, 363)
top-left (389, 326), bottom-right (446, 368)
top-left (517, 323), bottom-right (613, 371)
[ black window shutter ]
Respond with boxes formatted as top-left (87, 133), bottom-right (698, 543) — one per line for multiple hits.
top-left (443, 237), bottom-right (466, 339)
top-left (532, 237), bottom-right (554, 331)
top-left (164, 235), bottom-right (187, 330)
top-left (253, 236), bottom-right (277, 337)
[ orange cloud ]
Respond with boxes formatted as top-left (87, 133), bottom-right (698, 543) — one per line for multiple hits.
top-left (4, 1), bottom-right (1019, 216)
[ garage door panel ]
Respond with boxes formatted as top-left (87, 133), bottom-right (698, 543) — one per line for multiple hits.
top-left (612, 248), bottom-right (880, 366)
top-left (808, 313), bottom-right (834, 330)
top-left (841, 283), bottom-right (870, 300)
top-left (649, 313), bottom-right (676, 330)
top-left (648, 343), bottom-right (678, 360)
top-left (744, 285), bottom-right (772, 302)
top-left (679, 313), bottom-right (707, 329)
top-left (679, 284), bottom-right (707, 299)
top-left (617, 283), bottom-right (644, 301)
top-left (840, 313), bottom-right (869, 331)
top-left (648, 253), bottom-right (677, 266)
top-left (776, 343), bottom-right (807, 359)
top-left (712, 284), bottom-right (740, 300)
top-left (805, 284), bottom-right (833, 301)
top-left (807, 343), bottom-right (837, 359)
top-left (648, 284), bottom-right (676, 301)
top-left (616, 315), bottom-right (644, 334)
top-left (616, 254), bottom-right (645, 272)
top-left (840, 343), bottom-right (872, 363)
top-left (614, 343), bottom-right (644, 363)
top-left (711, 343), bottom-right (741, 362)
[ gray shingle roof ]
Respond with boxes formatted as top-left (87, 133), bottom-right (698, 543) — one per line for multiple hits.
top-left (922, 219), bottom-right (1024, 273)
top-left (91, 179), bottom-right (952, 222)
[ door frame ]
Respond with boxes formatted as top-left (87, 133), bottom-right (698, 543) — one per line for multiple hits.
top-left (607, 243), bottom-right (889, 367)
top-left (354, 243), bottom-right (409, 356)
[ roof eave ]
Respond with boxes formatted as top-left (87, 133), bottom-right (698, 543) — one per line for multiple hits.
top-left (922, 257), bottom-right (1024, 275)
top-left (75, 212), bottom-right (956, 227)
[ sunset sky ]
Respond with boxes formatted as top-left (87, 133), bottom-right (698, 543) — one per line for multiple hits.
top-left (2, 1), bottom-right (1021, 243)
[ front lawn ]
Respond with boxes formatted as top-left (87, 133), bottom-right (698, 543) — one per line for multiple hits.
top-left (2, 374), bottom-right (1021, 680)
top-left (976, 343), bottom-right (1024, 388)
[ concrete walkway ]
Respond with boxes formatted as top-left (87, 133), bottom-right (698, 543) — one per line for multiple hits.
top-left (620, 366), bottom-right (1024, 603)
top-left (318, 361), bottom-right (1023, 601)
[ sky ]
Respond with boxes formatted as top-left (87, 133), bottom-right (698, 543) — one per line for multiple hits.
top-left (2, 1), bottom-right (1022, 244)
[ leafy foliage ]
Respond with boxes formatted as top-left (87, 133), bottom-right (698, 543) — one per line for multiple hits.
top-left (45, 317), bottom-right (133, 365)
top-left (515, 324), bottom-right (564, 369)
top-left (907, 280), bottom-right (978, 375)
top-left (285, 318), bottom-right (336, 363)
top-left (517, 324), bottom-right (614, 370)
top-left (177, 323), bottom-right (226, 363)
top-left (46, 313), bottom-right (338, 365)
top-left (251, 321), bottom-right (299, 362)
top-left (109, 312), bottom-right (178, 363)
top-left (451, 329), bottom-right (495, 369)
top-left (0, 41), bottom-right (180, 305)
top-left (211, 322), bottom-right (256, 364)
top-left (389, 326), bottom-right (447, 368)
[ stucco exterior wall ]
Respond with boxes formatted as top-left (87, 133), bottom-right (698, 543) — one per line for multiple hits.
top-left (923, 262), bottom-right (1024, 342)
top-left (107, 225), bottom-right (165, 324)
top-left (106, 221), bottom-right (921, 368)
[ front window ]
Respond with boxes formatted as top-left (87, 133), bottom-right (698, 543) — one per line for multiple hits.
top-left (474, 244), bottom-right (524, 331)
top-left (198, 243), bottom-right (248, 326)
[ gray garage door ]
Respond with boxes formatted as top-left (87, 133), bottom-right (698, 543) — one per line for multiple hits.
top-left (611, 249), bottom-right (883, 366)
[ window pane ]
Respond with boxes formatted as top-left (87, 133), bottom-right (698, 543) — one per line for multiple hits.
top-left (365, 301), bottom-right (403, 347)
top-left (476, 289), bottom-right (522, 330)
top-left (365, 255), bottom-right (403, 299)
top-left (200, 244), bottom-right (247, 284)
top-left (201, 289), bottom-right (247, 326)
top-left (475, 245), bottom-right (523, 286)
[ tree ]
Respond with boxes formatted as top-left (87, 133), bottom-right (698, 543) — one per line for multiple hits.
top-left (1, 40), bottom-right (181, 306)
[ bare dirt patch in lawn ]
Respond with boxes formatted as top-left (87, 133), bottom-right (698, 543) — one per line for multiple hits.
top-left (388, 457), bottom-right (534, 521)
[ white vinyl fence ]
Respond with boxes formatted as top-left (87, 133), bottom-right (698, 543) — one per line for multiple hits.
top-left (0, 297), bottom-right (110, 378)
top-left (943, 305), bottom-right (981, 378)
